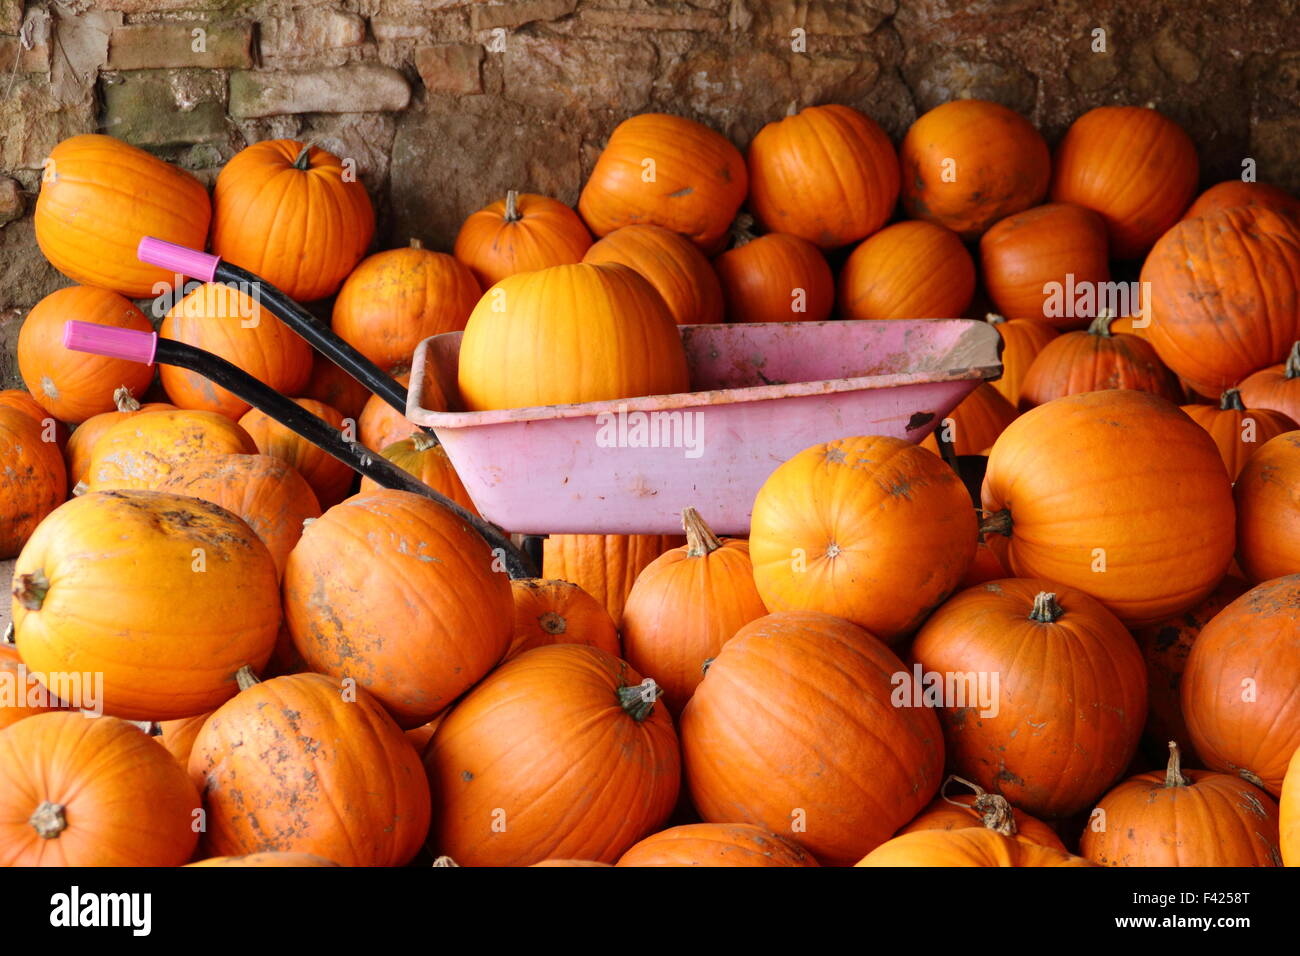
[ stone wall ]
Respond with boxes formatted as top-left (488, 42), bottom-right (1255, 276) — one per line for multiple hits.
top-left (2, 0), bottom-right (1299, 382)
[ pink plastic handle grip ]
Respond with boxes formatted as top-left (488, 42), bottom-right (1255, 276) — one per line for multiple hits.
top-left (63, 321), bottom-right (158, 366)
top-left (137, 237), bottom-right (220, 282)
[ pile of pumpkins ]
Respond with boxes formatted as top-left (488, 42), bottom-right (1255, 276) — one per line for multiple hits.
top-left (1, 96), bottom-right (1299, 868)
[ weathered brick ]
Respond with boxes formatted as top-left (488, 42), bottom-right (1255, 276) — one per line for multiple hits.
top-left (229, 66), bottom-right (412, 118)
top-left (106, 20), bottom-right (252, 70)
top-left (101, 69), bottom-right (229, 147)
top-left (88, 0), bottom-right (235, 11)
top-left (372, 18), bottom-right (434, 43)
top-left (579, 8), bottom-right (726, 31)
top-left (471, 0), bottom-right (577, 32)
top-left (415, 44), bottom-right (484, 95)
top-left (0, 33), bottom-right (49, 72)
top-left (744, 0), bottom-right (894, 36)
top-left (504, 33), bottom-right (654, 112)
top-left (0, 176), bottom-right (23, 226)
top-left (1, 0), bottom-right (23, 34)
top-left (261, 8), bottom-right (366, 58)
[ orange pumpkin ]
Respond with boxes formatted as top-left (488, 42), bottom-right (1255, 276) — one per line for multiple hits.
top-left (358, 433), bottom-right (476, 514)
top-left (1282, 747), bottom-right (1300, 866)
top-left (239, 398), bottom-right (353, 508)
top-left (838, 220), bottom-right (974, 321)
top-left (160, 282), bottom-right (312, 420)
top-left (583, 223), bottom-right (724, 325)
top-left (507, 579), bottom-right (621, 661)
top-left (301, 352), bottom-right (371, 421)
top-left (0, 713), bottom-right (202, 866)
top-left (529, 859), bottom-right (613, 867)
top-left (958, 536), bottom-right (1008, 588)
top-left (621, 508), bottom-right (767, 715)
top-left (714, 225), bottom-right (834, 324)
top-left (616, 823), bottom-right (819, 867)
top-left (358, 373), bottom-right (419, 451)
top-left (899, 99), bottom-right (1050, 241)
top-left (84, 408), bottom-right (256, 492)
top-left (333, 240), bottom-right (481, 372)
top-left (681, 611), bottom-right (944, 866)
top-left (0, 641), bottom-right (69, 731)
top-left (0, 406), bottom-right (67, 559)
top-left (578, 113), bottom-right (747, 253)
top-left (857, 828), bottom-right (1096, 867)
top-left (746, 103), bottom-right (899, 249)
top-left (981, 389), bottom-right (1235, 624)
top-left (1050, 106), bottom-right (1198, 259)
top-left (190, 669), bottom-right (431, 866)
top-left (155, 453), bottom-right (321, 579)
top-left (12, 490), bottom-right (281, 721)
top-left (34, 134), bottom-right (211, 297)
top-left (155, 712), bottom-right (212, 769)
top-left (920, 383), bottom-right (1018, 457)
top-left (1238, 341), bottom-right (1300, 424)
top-left (749, 436), bottom-right (977, 644)
top-left (63, 388), bottom-right (174, 487)
top-left (1081, 741), bottom-right (1283, 867)
top-left (899, 776), bottom-right (1067, 851)
top-left (18, 286), bottom-right (155, 423)
top-left (1184, 180), bottom-right (1300, 221)
top-left (1234, 431), bottom-right (1300, 582)
top-left (0, 389), bottom-right (69, 451)
top-left (284, 489), bottom-right (513, 728)
top-left (983, 314), bottom-right (1059, 405)
top-left (1182, 390), bottom-right (1296, 482)
top-left (454, 190), bottom-right (592, 289)
top-left (1017, 312), bottom-right (1183, 410)
top-left (457, 262), bottom-right (689, 412)
top-left (542, 533), bottom-right (687, 627)
top-left (979, 203), bottom-right (1110, 327)
top-left (188, 853), bottom-right (339, 867)
top-left (426, 644), bottom-right (681, 866)
top-left (1182, 575), bottom-right (1300, 795)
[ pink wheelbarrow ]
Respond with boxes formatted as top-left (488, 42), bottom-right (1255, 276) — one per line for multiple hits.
top-left (408, 319), bottom-right (1002, 535)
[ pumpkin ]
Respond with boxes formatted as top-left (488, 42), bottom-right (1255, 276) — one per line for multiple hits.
top-left (958, 536), bottom-right (1009, 588)
top-left (284, 488), bottom-right (513, 728)
top-left (0, 406), bottom-right (67, 559)
top-left (542, 533), bottom-right (686, 627)
top-left (457, 262), bottom-right (690, 412)
top-left (0, 713), bottom-right (201, 866)
top-left (301, 352), bottom-right (371, 421)
top-left (189, 669), bottom-right (431, 866)
top-left (899, 775), bottom-right (1068, 851)
top-left (1050, 106), bottom-right (1198, 259)
top-left (13, 490), bottom-right (280, 720)
top-left (210, 140), bottom-right (374, 302)
top-left (899, 99), bottom-right (1050, 241)
top-left (913, 582), bottom-right (1145, 820)
top-left (578, 113), bottom-right (748, 253)
top-left (18, 286), bottom-right (155, 423)
top-left (333, 240), bottom-right (482, 372)
top-left (1282, 747), bottom-right (1300, 866)
top-left (1182, 575), bottom-right (1300, 796)
top-left (1131, 575), bottom-right (1250, 765)
top-left (404, 713), bottom-right (445, 757)
top-left (63, 388), bottom-right (174, 487)
top-left (155, 712), bottom-right (212, 769)
top-left (920, 383), bottom-right (1018, 457)
top-left (979, 203), bottom-right (1110, 327)
top-left (239, 398), bottom-right (353, 508)
top-left (714, 222), bottom-right (834, 324)
top-left (981, 389), bottom-right (1235, 624)
top-left (358, 373), bottom-right (420, 451)
top-left (745, 103), bottom-right (899, 249)
top-left (838, 220), bottom-right (975, 321)
top-left (621, 508), bottom-right (767, 715)
top-left (1238, 342), bottom-right (1300, 424)
top-left (1141, 205), bottom-right (1300, 396)
top-left (188, 853), bottom-right (339, 867)
top-left (1184, 180), bottom-right (1300, 221)
top-left (681, 611), bottom-right (943, 866)
top-left (426, 644), bottom-right (680, 866)
top-left (84, 407), bottom-right (255, 492)
top-left (0, 389), bottom-right (69, 450)
top-left (454, 190), bottom-right (593, 289)
top-left (856, 828), bottom-right (1096, 867)
top-left (983, 314), bottom-right (1059, 405)
top-left (34, 134), bottom-right (211, 297)
top-left (1081, 741), bottom-right (1282, 867)
top-left (530, 859), bottom-right (614, 867)
top-left (155, 453), bottom-right (321, 579)
top-left (0, 641), bottom-right (69, 730)
top-left (507, 579), bottom-right (621, 661)
top-left (583, 223), bottom-right (723, 325)
top-left (1234, 431), bottom-right (1300, 582)
top-left (749, 436), bottom-right (977, 644)
top-left (358, 433), bottom-right (477, 514)
top-left (1017, 312), bottom-right (1184, 411)
top-left (1183, 390), bottom-right (1296, 482)
top-left (616, 823), bottom-right (819, 867)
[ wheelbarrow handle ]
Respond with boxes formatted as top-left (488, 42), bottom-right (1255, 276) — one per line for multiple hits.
top-left (136, 237), bottom-right (415, 424)
top-left (62, 321), bottom-right (537, 580)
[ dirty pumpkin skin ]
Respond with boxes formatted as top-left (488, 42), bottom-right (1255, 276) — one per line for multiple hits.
top-left (189, 670), bottom-right (430, 867)
top-left (83, 408), bottom-right (256, 492)
top-left (283, 488), bottom-right (513, 729)
top-left (0, 405), bottom-right (66, 559)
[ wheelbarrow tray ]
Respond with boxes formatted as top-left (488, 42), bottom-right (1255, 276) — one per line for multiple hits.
top-left (406, 319), bottom-right (1002, 535)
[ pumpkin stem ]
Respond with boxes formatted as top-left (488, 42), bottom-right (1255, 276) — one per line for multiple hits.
top-left (432, 855), bottom-right (461, 867)
top-left (538, 611), bottom-right (567, 635)
top-left (682, 507), bottom-right (722, 557)
top-left (29, 801), bottom-right (67, 839)
top-left (617, 679), bottom-right (662, 722)
top-left (291, 142), bottom-right (313, 170)
top-left (785, 101), bottom-right (798, 117)
top-left (504, 189), bottom-right (521, 223)
top-left (13, 571), bottom-right (50, 611)
top-left (1219, 388), bottom-right (1246, 412)
top-left (411, 432), bottom-right (438, 452)
top-left (985, 312), bottom-right (1007, 326)
top-left (1240, 768), bottom-right (1266, 789)
top-left (940, 775), bottom-right (1019, 837)
top-left (1028, 591), bottom-right (1064, 624)
top-left (113, 385), bottom-right (141, 413)
top-left (1087, 309), bottom-right (1116, 337)
top-left (701, 657), bottom-right (714, 675)
top-left (728, 213), bottom-right (757, 248)
top-left (1285, 342), bottom-right (1300, 380)
top-left (978, 509), bottom-right (1012, 537)
top-left (235, 665), bottom-right (262, 691)
top-left (1163, 741), bottom-right (1191, 788)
